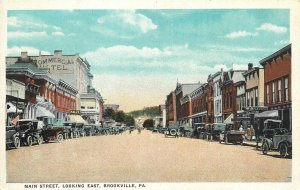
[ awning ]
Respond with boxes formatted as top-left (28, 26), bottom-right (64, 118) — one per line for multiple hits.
top-left (6, 102), bottom-right (22, 113)
top-left (254, 110), bottom-right (278, 118)
top-left (69, 114), bottom-right (87, 124)
top-left (36, 106), bottom-right (55, 118)
top-left (224, 114), bottom-right (234, 124)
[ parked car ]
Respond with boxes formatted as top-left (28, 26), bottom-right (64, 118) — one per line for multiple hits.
top-left (6, 125), bottom-right (20, 149)
top-left (193, 123), bottom-right (206, 139)
top-left (64, 122), bottom-right (80, 138)
top-left (219, 124), bottom-right (244, 145)
top-left (165, 124), bottom-right (180, 138)
top-left (179, 123), bottom-right (193, 137)
top-left (261, 119), bottom-right (292, 158)
top-left (84, 124), bottom-right (96, 136)
top-left (205, 123), bottom-right (226, 141)
top-left (41, 124), bottom-right (68, 143)
top-left (18, 119), bottom-right (44, 146)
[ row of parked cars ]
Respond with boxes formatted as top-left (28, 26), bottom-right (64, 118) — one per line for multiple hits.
top-left (152, 119), bottom-right (292, 158)
top-left (6, 119), bottom-right (135, 149)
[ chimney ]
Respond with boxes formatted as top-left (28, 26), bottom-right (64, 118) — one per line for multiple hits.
top-left (54, 50), bottom-right (62, 56)
top-left (248, 63), bottom-right (253, 70)
top-left (21, 52), bottom-right (28, 59)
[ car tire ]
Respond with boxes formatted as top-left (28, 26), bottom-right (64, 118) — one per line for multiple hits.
top-left (37, 136), bottom-right (43, 145)
top-left (262, 142), bottom-right (268, 155)
top-left (27, 136), bottom-right (33, 147)
top-left (56, 134), bottom-right (64, 143)
top-left (279, 143), bottom-right (288, 158)
top-left (170, 129), bottom-right (177, 136)
top-left (14, 137), bottom-right (20, 149)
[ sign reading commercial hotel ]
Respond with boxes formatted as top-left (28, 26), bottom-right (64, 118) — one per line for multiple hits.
top-left (32, 57), bottom-right (74, 73)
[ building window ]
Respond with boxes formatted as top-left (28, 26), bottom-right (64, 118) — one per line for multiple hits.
top-left (278, 79), bottom-right (282, 102)
top-left (272, 82), bottom-right (275, 103)
top-left (255, 88), bottom-right (258, 106)
top-left (285, 78), bottom-right (289, 101)
top-left (266, 85), bottom-right (269, 104)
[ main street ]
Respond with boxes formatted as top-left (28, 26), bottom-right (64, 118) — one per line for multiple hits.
top-left (7, 130), bottom-right (291, 183)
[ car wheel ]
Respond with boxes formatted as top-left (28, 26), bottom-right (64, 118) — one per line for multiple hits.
top-left (262, 142), bottom-right (268, 155)
top-left (14, 137), bottom-right (20, 149)
top-left (279, 143), bottom-right (288, 158)
top-left (37, 136), bottom-right (43, 145)
top-left (27, 136), bottom-right (33, 147)
top-left (56, 134), bottom-right (64, 143)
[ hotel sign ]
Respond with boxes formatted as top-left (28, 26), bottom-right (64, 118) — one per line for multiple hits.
top-left (32, 57), bottom-right (74, 73)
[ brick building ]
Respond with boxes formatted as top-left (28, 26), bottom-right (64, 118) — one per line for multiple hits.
top-left (210, 70), bottom-right (224, 123)
top-left (165, 91), bottom-right (177, 125)
top-left (6, 61), bottom-right (78, 124)
top-left (206, 76), bottom-right (214, 124)
top-left (175, 83), bottom-right (202, 125)
top-left (259, 44), bottom-right (292, 130)
top-left (190, 83), bottom-right (208, 125)
top-left (6, 50), bottom-right (92, 110)
top-left (180, 94), bottom-right (192, 124)
top-left (221, 70), bottom-right (246, 129)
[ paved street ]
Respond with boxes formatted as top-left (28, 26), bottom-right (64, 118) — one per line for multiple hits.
top-left (7, 130), bottom-right (291, 183)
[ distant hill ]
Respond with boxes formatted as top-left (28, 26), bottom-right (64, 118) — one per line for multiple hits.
top-left (128, 106), bottom-right (160, 118)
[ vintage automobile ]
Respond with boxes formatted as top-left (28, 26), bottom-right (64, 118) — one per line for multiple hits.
top-left (6, 125), bottom-right (20, 149)
top-left (261, 119), bottom-right (292, 158)
top-left (219, 124), bottom-right (244, 145)
top-left (165, 124), bottom-right (180, 138)
top-left (64, 122), bottom-right (80, 138)
top-left (179, 123), bottom-right (194, 137)
top-left (18, 119), bottom-right (44, 146)
top-left (84, 124), bottom-right (96, 136)
top-left (41, 124), bottom-right (68, 143)
top-left (206, 123), bottom-right (226, 141)
top-left (193, 123), bottom-right (206, 139)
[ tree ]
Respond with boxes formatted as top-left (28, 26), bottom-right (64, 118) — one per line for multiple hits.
top-left (125, 115), bottom-right (135, 126)
top-left (104, 108), bottom-right (115, 119)
top-left (114, 111), bottom-right (126, 122)
top-left (143, 119), bottom-right (154, 129)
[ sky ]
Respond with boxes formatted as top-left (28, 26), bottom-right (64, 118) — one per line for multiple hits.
top-left (7, 9), bottom-right (290, 112)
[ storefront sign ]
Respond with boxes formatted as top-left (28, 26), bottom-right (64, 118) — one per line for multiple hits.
top-left (242, 106), bottom-right (268, 112)
top-left (32, 57), bottom-right (74, 73)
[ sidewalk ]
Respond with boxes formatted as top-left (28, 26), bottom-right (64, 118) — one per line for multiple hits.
top-left (243, 140), bottom-right (261, 149)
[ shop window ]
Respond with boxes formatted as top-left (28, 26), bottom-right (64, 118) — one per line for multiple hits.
top-left (285, 78), bottom-right (289, 101)
top-left (278, 79), bottom-right (282, 102)
top-left (266, 85), bottom-right (270, 104)
top-left (255, 88), bottom-right (258, 106)
top-left (272, 82), bottom-right (275, 103)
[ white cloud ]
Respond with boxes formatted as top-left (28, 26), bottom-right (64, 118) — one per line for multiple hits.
top-left (84, 44), bottom-right (263, 112)
top-left (274, 40), bottom-right (290, 46)
top-left (206, 44), bottom-right (271, 52)
top-left (7, 46), bottom-right (51, 56)
top-left (225, 31), bottom-right (258, 39)
top-left (8, 16), bottom-right (21, 27)
top-left (7, 15), bottom-right (62, 31)
top-left (52, 31), bottom-right (65, 36)
top-left (256, 23), bottom-right (287, 34)
top-left (82, 44), bottom-right (260, 75)
top-left (93, 10), bottom-right (157, 38)
top-left (8, 31), bottom-right (48, 38)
